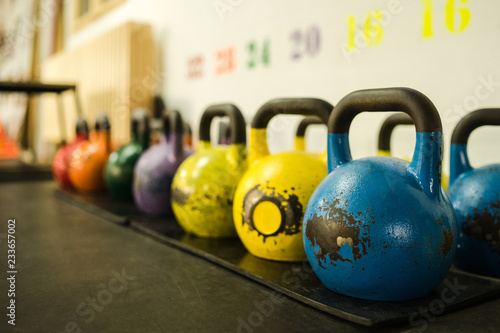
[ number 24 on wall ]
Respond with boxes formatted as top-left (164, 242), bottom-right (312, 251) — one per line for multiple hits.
top-left (422, 0), bottom-right (470, 38)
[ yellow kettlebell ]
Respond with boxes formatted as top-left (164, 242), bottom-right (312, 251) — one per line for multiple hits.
top-left (171, 104), bottom-right (247, 238)
top-left (377, 113), bottom-right (449, 190)
top-left (233, 98), bottom-right (333, 261)
top-left (294, 116), bottom-right (327, 163)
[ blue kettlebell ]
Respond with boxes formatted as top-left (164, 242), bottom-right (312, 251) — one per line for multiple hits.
top-left (303, 87), bottom-right (457, 301)
top-left (448, 108), bottom-right (500, 278)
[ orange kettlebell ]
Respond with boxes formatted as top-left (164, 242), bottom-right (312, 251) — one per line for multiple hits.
top-left (52, 117), bottom-right (89, 189)
top-left (183, 122), bottom-right (193, 149)
top-left (68, 114), bottom-right (111, 193)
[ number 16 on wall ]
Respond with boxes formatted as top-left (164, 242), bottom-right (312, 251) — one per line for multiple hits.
top-left (422, 0), bottom-right (470, 38)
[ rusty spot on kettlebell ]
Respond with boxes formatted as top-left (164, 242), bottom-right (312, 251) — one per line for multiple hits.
top-left (462, 200), bottom-right (500, 254)
top-left (440, 229), bottom-right (454, 257)
top-left (305, 197), bottom-right (371, 267)
top-left (172, 188), bottom-right (190, 205)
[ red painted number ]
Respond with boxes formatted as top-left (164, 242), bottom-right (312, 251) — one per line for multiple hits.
top-left (215, 46), bottom-right (235, 75)
top-left (188, 55), bottom-right (204, 79)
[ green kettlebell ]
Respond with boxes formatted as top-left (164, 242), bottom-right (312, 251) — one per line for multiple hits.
top-left (105, 109), bottom-right (150, 201)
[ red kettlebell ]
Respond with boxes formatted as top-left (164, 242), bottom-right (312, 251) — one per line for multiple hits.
top-left (68, 114), bottom-right (111, 193)
top-left (52, 117), bottom-right (89, 189)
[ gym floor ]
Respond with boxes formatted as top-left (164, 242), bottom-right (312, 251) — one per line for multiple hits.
top-left (1, 178), bottom-right (500, 332)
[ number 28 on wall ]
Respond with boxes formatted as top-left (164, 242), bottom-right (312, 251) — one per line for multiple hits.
top-left (423, 0), bottom-right (470, 38)
top-left (216, 46), bottom-right (236, 75)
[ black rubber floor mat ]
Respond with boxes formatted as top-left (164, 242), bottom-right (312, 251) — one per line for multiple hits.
top-left (55, 189), bottom-right (133, 224)
top-left (0, 159), bottom-right (53, 182)
top-left (55, 188), bottom-right (500, 327)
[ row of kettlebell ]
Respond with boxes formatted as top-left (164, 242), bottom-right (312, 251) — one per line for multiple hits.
top-left (170, 87), bottom-right (499, 302)
top-left (52, 109), bottom-right (223, 210)
top-left (53, 87), bottom-right (499, 303)
top-left (51, 107), bottom-right (418, 198)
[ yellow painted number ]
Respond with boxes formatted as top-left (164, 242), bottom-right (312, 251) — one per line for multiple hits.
top-left (446, 0), bottom-right (470, 33)
top-left (423, 0), bottom-right (470, 38)
top-left (348, 10), bottom-right (383, 50)
top-left (347, 16), bottom-right (356, 50)
top-left (365, 11), bottom-right (383, 46)
top-left (422, 0), bottom-right (433, 38)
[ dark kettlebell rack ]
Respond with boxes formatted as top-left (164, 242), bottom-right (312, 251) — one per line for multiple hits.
top-left (0, 81), bottom-right (82, 146)
top-left (0, 81), bottom-right (82, 181)
top-left (55, 188), bottom-right (500, 328)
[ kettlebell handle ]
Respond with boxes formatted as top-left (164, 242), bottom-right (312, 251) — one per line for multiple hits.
top-left (217, 119), bottom-right (231, 145)
top-left (183, 121), bottom-right (192, 136)
top-left (250, 98), bottom-right (333, 164)
top-left (329, 89), bottom-right (441, 134)
top-left (131, 109), bottom-right (150, 150)
top-left (450, 108), bottom-right (500, 183)
top-left (163, 110), bottom-right (184, 159)
top-left (93, 113), bottom-right (111, 154)
top-left (199, 104), bottom-right (246, 145)
top-left (296, 116), bottom-right (324, 137)
top-left (95, 113), bottom-right (110, 132)
top-left (378, 113), bottom-right (413, 153)
top-left (295, 116), bottom-right (324, 152)
top-left (328, 88), bottom-right (443, 197)
top-left (75, 116), bottom-right (89, 137)
top-left (252, 98), bottom-right (332, 129)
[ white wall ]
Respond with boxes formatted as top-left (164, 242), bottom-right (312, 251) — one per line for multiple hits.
top-left (61, 0), bottom-right (500, 172)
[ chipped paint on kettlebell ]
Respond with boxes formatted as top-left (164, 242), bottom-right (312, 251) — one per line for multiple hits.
top-left (462, 201), bottom-right (500, 251)
top-left (241, 184), bottom-right (303, 242)
top-left (305, 196), bottom-right (370, 266)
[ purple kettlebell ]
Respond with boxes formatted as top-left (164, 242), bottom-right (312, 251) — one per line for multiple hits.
top-left (133, 110), bottom-right (193, 216)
